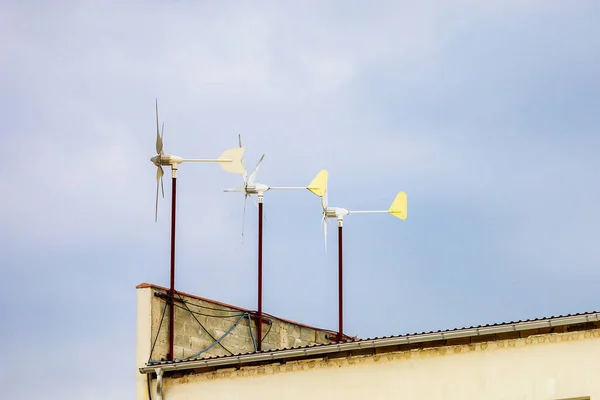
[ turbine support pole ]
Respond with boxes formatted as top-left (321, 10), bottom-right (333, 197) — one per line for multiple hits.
top-left (257, 193), bottom-right (264, 351)
top-left (337, 217), bottom-right (344, 342)
top-left (168, 164), bottom-right (178, 361)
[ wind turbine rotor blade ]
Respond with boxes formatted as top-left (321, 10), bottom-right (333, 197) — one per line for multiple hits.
top-left (218, 147), bottom-right (246, 174)
top-left (154, 165), bottom-right (164, 222)
top-left (248, 154), bottom-right (265, 184)
top-left (307, 169), bottom-right (328, 197)
top-left (237, 134), bottom-right (248, 182)
top-left (156, 165), bottom-right (164, 184)
top-left (241, 194), bottom-right (248, 242)
top-left (389, 192), bottom-right (408, 220)
top-left (249, 194), bottom-right (259, 208)
top-left (224, 186), bottom-right (245, 192)
top-left (247, 194), bottom-right (266, 220)
top-left (155, 165), bottom-right (164, 222)
top-left (155, 179), bottom-right (160, 222)
top-left (155, 99), bottom-right (163, 154)
top-left (160, 173), bottom-right (164, 198)
top-left (323, 216), bottom-right (328, 257)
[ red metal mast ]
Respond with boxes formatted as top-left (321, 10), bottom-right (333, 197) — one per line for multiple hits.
top-left (257, 195), bottom-right (264, 351)
top-left (337, 219), bottom-right (344, 342)
top-left (168, 170), bottom-right (178, 361)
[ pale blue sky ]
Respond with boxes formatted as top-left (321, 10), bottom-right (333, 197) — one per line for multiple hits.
top-left (1, 1), bottom-right (599, 398)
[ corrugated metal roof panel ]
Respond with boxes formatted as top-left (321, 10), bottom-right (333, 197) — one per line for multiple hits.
top-left (144, 310), bottom-right (599, 369)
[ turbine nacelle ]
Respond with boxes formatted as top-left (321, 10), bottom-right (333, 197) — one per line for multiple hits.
top-left (245, 183), bottom-right (271, 195)
top-left (325, 207), bottom-right (349, 219)
top-left (151, 154), bottom-right (184, 167)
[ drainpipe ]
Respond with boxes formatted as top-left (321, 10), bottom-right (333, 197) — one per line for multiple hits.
top-left (156, 368), bottom-right (164, 400)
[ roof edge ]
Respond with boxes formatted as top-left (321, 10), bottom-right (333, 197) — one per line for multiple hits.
top-left (139, 311), bottom-right (600, 375)
top-left (136, 282), bottom-right (350, 339)
top-left (137, 282), bottom-right (252, 312)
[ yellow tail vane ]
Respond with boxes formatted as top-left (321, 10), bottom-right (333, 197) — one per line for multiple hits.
top-left (218, 147), bottom-right (246, 174)
top-left (388, 192), bottom-right (407, 220)
top-left (307, 169), bottom-right (328, 197)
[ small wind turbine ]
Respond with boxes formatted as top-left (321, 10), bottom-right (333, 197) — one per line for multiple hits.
top-left (151, 99), bottom-right (246, 361)
top-left (223, 136), bottom-right (325, 351)
top-left (310, 170), bottom-right (407, 342)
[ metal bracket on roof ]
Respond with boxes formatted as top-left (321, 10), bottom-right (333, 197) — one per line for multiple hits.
top-left (154, 291), bottom-right (184, 303)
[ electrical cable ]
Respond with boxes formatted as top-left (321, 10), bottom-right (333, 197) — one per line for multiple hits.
top-left (175, 291), bottom-right (234, 355)
top-left (147, 373), bottom-right (153, 400)
top-left (148, 291), bottom-right (276, 365)
top-left (247, 313), bottom-right (257, 352)
top-left (172, 300), bottom-right (273, 340)
top-left (152, 291), bottom-right (244, 314)
top-left (174, 312), bottom-right (248, 362)
top-left (172, 301), bottom-right (246, 319)
top-left (148, 292), bottom-right (239, 362)
top-left (261, 319), bottom-right (273, 343)
top-left (148, 292), bottom-right (237, 363)
top-left (173, 296), bottom-right (248, 313)
top-left (148, 298), bottom-right (169, 363)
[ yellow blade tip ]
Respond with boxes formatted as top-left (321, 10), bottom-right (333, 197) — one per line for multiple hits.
top-left (388, 192), bottom-right (407, 220)
top-left (307, 169), bottom-right (328, 197)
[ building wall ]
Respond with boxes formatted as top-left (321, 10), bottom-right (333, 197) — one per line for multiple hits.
top-left (136, 284), bottom-right (335, 399)
top-left (153, 328), bottom-right (600, 400)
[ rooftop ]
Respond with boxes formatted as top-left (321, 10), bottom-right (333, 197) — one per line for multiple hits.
top-left (139, 285), bottom-right (600, 374)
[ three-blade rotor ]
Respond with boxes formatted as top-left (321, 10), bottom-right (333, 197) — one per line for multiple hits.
top-left (151, 100), bottom-right (247, 222)
top-left (224, 135), bottom-right (312, 241)
top-left (153, 100), bottom-right (165, 222)
top-left (308, 169), bottom-right (408, 255)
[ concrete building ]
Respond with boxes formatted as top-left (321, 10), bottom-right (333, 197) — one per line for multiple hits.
top-left (136, 283), bottom-right (600, 400)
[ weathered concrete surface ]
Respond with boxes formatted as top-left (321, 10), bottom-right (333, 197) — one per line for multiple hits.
top-left (136, 283), bottom-right (337, 364)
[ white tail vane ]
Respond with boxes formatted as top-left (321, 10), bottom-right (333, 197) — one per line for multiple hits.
top-left (150, 100), bottom-right (247, 222)
top-left (308, 169), bottom-right (408, 255)
top-left (224, 135), bottom-right (320, 240)
top-left (217, 147), bottom-right (246, 174)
